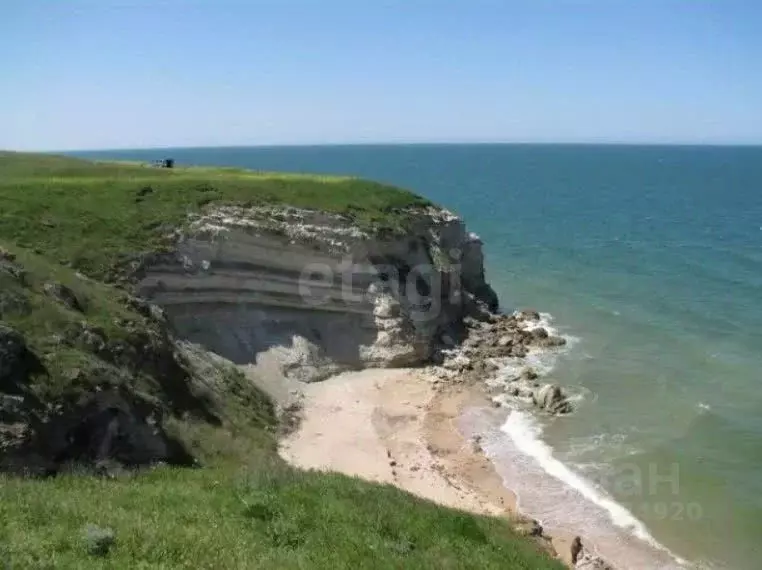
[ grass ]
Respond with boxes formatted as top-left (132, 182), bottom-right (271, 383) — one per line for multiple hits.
top-left (0, 152), bottom-right (563, 569)
top-left (0, 462), bottom-right (563, 570)
top-left (0, 151), bottom-right (431, 279)
top-left (0, 241), bottom-right (154, 399)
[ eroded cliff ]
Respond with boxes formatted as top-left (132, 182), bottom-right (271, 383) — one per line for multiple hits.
top-left (136, 205), bottom-right (498, 400)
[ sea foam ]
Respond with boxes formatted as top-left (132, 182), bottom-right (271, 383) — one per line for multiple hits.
top-left (494, 408), bottom-right (689, 568)
top-left (503, 410), bottom-right (657, 543)
top-left (481, 311), bottom-right (689, 568)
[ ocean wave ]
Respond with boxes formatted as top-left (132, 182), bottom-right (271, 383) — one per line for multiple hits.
top-left (500, 410), bottom-right (688, 566)
top-left (481, 311), bottom-right (688, 565)
top-left (565, 385), bottom-right (595, 406)
top-left (534, 312), bottom-right (582, 348)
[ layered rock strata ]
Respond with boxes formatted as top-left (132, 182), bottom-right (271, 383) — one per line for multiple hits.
top-left (137, 205), bottom-right (498, 394)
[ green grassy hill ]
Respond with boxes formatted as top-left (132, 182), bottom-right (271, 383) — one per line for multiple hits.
top-left (0, 151), bottom-right (431, 279)
top-left (0, 152), bottom-right (563, 569)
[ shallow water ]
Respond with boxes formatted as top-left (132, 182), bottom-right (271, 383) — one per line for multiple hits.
top-left (75, 144), bottom-right (762, 569)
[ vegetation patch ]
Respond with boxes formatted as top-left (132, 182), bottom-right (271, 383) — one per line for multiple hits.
top-left (0, 462), bottom-right (564, 569)
top-left (0, 152), bottom-right (431, 280)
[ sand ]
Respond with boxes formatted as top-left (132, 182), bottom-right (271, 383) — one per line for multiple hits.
top-left (278, 368), bottom-right (578, 567)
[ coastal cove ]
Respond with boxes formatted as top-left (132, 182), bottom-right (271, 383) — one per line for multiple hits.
top-left (0, 151), bottom-right (567, 569)
top-left (4, 2), bottom-right (760, 568)
top-left (75, 144), bottom-right (762, 570)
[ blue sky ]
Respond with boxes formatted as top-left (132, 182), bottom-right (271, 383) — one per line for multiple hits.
top-left (2, 1), bottom-right (761, 150)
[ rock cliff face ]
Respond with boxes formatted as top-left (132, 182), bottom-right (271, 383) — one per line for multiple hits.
top-left (137, 205), bottom-right (498, 396)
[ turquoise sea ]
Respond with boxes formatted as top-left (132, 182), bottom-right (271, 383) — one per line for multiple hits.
top-left (75, 145), bottom-right (762, 569)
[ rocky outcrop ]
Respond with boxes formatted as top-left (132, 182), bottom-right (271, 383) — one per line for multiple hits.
top-left (1, 389), bottom-right (194, 476)
top-left (135, 205), bottom-right (498, 394)
top-left (1, 320), bottom-right (185, 475)
top-left (427, 311), bottom-right (574, 416)
top-left (0, 247), bottom-right (26, 284)
top-left (43, 282), bottom-right (85, 312)
top-left (0, 324), bottom-right (43, 391)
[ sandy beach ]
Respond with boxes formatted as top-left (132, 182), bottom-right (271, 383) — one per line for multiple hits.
top-left (278, 368), bottom-right (578, 567)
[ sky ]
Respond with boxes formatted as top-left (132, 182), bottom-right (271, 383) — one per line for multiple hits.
top-left (2, 0), bottom-right (761, 150)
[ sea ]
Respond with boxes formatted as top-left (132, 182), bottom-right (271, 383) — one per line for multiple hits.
top-left (73, 144), bottom-right (762, 569)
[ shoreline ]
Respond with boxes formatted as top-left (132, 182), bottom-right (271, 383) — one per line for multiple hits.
top-left (423, 381), bottom-right (581, 567)
top-left (278, 366), bottom-right (601, 568)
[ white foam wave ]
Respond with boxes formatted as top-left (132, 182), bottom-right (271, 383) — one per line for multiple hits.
top-left (534, 313), bottom-right (582, 350)
top-left (489, 353), bottom-right (560, 386)
top-left (501, 410), bottom-right (687, 565)
top-left (522, 312), bottom-right (578, 344)
top-left (564, 389), bottom-right (591, 406)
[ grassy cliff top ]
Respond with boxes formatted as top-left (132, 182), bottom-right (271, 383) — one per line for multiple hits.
top-left (0, 151), bottom-right (431, 278)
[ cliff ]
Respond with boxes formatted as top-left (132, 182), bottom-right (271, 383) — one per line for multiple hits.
top-left (136, 204), bottom-right (498, 400)
top-left (0, 151), bottom-right (500, 471)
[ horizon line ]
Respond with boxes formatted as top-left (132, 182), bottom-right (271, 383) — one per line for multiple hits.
top-left (39, 140), bottom-right (762, 154)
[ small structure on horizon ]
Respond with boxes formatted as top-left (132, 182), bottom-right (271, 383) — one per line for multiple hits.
top-left (151, 158), bottom-right (174, 168)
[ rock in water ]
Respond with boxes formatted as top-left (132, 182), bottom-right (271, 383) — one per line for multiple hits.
top-left (531, 327), bottom-right (549, 340)
top-left (533, 383), bottom-right (573, 415)
top-left (540, 335), bottom-right (567, 348)
top-left (518, 309), bottom-right (541, 321)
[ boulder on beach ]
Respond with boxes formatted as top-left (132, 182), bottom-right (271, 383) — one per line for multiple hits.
top-left (571, 536), bottom-right (583, 565)
top-left (575, 554), bottom-right (616, 569)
